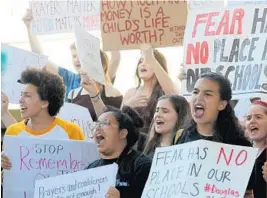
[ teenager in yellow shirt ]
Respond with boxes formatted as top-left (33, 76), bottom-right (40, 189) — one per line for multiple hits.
top-left (2, 68), bottom-right (85, 169)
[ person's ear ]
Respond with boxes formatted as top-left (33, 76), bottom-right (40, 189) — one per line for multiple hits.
top-left (119, 129), bottom-right (128, 139)
top-left (218, 100), bottom-right (227, 111)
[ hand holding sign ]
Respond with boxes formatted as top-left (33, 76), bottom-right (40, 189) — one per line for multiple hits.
top-left (106, 187), bottom-right (120, 198)
top-left (263, 162), bottom-right (267, 182)
top-left (1, 152), bottom-right (12, 170)
top-left (80, 71), bottom-right (100, 97)
top-left (22, 9), bottom-right (33, 29)
top-left (1, 92), bottom-right (9, 115)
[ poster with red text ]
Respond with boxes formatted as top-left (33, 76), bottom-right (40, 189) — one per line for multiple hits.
top-left (182, 5), bottom-right (267, 100)
top-left (142, 140), bottom-right (258, 198)
top-left (101, 0), bottom-right (187, 51)
top-left (3, 136), bottom-right (100, 198)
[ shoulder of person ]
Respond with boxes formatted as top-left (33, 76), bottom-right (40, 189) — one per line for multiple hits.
top-left (131, 150), bottom-right (152, 169)
top-left (5, 121), bottom-right (25, 136)
top-left (104, 86), bottom-right (122, 97)
top-left (85, 159), bottom-right (102, 170)
top-left (55, 117), bottom-right (84, 139)
top-left (232, 135), bottom-right (252, 147)
top-left (174, 129), bottom-right (184, 145)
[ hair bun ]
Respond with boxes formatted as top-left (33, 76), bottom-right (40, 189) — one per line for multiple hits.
top-left (122, 106), bottom-right (144, 128)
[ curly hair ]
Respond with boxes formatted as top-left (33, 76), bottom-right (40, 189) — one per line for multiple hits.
top-left (20, 68), bottom-right (65, 116)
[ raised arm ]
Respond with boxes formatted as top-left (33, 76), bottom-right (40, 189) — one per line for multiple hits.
top-left (1, 93), bottom-right (17, 128)
top-left (108, 51), bottom-right (121, 83)
top-left (22, 9), bottom-right (58, 74)
top-left (79, 72), bottom-right (106, 118)
top-left (141, 44), bottom-right (179, 94)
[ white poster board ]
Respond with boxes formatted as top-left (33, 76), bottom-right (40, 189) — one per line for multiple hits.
top-left (74, 25), bottom-right (106, 85)
top-left (1, 43), bottom-right (48, 103)
top-left (142, 140), bottom-right (258, 198)
top-left (58, 103), bottom-right (94, 140)
top-left (181, 5), bottom-right (267, 100)
top-left (30, 0), bottom-right (100, 35)
top-left (34, 163), bottom-right (118, 198)
top-left (227, 0), bottom-right (267, 6)
top-left (3, 136), bottom-right (100, 198)
top-left (188, 0), bottom-right (224, 10)
top-left (234, 98), bottom-right (252, 119)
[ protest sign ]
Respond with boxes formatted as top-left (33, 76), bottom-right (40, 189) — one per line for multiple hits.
top-left (30, 0), bottom-right (100, 35)
top-left (58, 103), bottom-right (94, 140)
top-left (101, 0), bottom-right (187, 51)
top-left (187, 0), bottom-right (224, 10)
top-left (234, 98), bottom-right (252, 119)
top-left (142, 140), bottom-right (258, 198)
top-left (3, 136), bottom-right (100, 198)
top-left (74, 25), bottom-right (106, 85)
top-left (227, 0), bottom-right (267, 6)
top-left (181, 5), bottom-right (267, 100)
top-left (34, 163), bottom-right (118, 198)
top-left (1, 43), bottom-right (48, 103)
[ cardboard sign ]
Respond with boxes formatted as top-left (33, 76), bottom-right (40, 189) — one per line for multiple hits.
top-left (74, 25), bottom-right (106, 85)
top-left (30, 0), bottom-right (100, 35)
top-left (141, 140), bottom-right (258, 198)
top-left (3, 136), bottom-right (100, 198)
top-left (181, 5), bottom-right (267, 100)
top-left (58, 103), bottom-right (94, 140)
top-left (1, 43), bottom-right (48, 104)
top-left (101, 0), bottom-right (187, 51)
top-left (34, 163), bottom-right (118, 198)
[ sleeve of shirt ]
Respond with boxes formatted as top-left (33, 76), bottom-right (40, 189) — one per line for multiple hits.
top-left (68, 123), bottom-right (85, 141)
top-left (58, 67), bottom-right (80, 97)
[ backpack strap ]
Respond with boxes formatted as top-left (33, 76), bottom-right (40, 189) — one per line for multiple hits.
top-left (174, 129), bottom-right (184, 144)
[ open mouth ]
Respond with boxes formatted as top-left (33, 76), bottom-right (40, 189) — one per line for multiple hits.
top-left (155, 120), bottom-right (164, 126)
top-left (140, 68), bottom-right (147, 73)
top-left (250, 126), bottom-right (259, 134)
top-left (193, 104), bottom-right (205, 118)
top-left (20, 106), bottom-right (27, 113)
top-left (95, 134), bottom-right (105, 146)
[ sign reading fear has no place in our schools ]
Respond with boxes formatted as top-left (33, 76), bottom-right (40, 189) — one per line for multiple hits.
top-left (142, 140), bottom-right (258, 198)
top-left (181, 5), bottom-right (267, 100)
top-left (101, 0), bottom-right (187, 51)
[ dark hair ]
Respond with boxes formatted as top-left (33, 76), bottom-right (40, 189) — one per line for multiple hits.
top-left (20, 68), bottom-right (65, 116)
top-left (144, 94), bottom-right (190, 154)
top-left (135, 49), bottom-right (167, 128)
top-left (103, 105), bottom-right (144, 148)
top-left (185, 72), bottom-right (244, 143)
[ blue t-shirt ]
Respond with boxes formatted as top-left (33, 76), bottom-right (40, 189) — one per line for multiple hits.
top-left (58, 67), bottom-right (81, 100)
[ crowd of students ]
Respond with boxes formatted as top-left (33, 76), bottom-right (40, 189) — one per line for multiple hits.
top-left (1, 8), bottom-right (267, 198)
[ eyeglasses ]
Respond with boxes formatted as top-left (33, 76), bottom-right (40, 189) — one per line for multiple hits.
top-left (87, 119), bottom-right (114, 139)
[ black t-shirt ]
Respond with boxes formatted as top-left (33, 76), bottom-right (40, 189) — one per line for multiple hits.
top-left (85, 149), bottom-right (152, 198)
top-left (176, 129), bottom-right (254, 190)
top-left (254, 148), bottom-right (266, 198)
